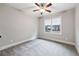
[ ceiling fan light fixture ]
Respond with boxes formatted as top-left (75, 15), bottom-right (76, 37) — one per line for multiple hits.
top-left (34, 3), bottom-right (52, 15)
top-left (40, 8), bottom-right (45, 13)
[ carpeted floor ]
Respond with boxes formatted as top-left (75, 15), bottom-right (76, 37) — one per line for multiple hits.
top-left (0, 39), bottom-right (78, 56)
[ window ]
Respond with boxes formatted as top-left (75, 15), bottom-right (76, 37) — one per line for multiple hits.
top-left (44, 18), bottom-right (51, 32)
top-left (44, 16), bottom-right (62, 34)
top-left (52, 16), bottom-right (61, 32)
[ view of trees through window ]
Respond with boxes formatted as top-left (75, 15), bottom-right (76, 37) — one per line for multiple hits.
top-left (44, 16), bottom-right (61, 32)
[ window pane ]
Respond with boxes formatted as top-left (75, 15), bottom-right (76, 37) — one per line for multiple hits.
top-left (52, 16), bottom-right (61, 31)
top-left (44, 19), bottom-right (51, 32)
top-left (44, 19), bottom-right (51, 25)
top-left (45, 25), bottom-right (51, 32)
top-left (52, 16), bottom-right (61, 25)
top-left (52, 25), bottom-right (60, 31)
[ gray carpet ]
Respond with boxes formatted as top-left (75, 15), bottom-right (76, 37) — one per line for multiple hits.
top-left (0, 39), bottom-right (78, 56)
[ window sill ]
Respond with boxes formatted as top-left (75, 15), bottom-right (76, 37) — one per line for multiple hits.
top-left (44, 31), bottom-right (62, 35)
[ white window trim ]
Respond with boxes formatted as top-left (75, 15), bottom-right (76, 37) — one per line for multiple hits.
top-left (44, 16), bottom-right (62, 35)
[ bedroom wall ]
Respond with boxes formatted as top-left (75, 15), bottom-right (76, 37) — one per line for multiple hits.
top-left (75, 4), bottom-right (79, 53)
top-left (38, 8), bottom-right (75, 45)
top-left (0, 4), bottom-right (38, 50)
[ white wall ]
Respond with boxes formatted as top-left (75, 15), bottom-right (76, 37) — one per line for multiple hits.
top-left (38, 9), bottom-right (75, 45)
top-left (0, 4), bottom-right (38, 50)
top-left (62, 9), bottom-right (75, 43)
top-left (75, 5), bottom-right (79, 53)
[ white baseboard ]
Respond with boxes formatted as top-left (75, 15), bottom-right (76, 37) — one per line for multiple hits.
top-left (0, 36), bottom-right (37, 51)
top-left (38, 36), bottom-right (75, 46)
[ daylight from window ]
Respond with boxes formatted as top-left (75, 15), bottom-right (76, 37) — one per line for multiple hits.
top-left (44, 16), bottom-right (62, 34)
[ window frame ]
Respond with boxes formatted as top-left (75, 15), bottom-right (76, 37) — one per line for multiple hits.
top-left (44, 16), bottom-right (62, 35)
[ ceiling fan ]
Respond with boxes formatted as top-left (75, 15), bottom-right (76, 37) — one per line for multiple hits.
top-left (33, 3), bottom-right (52, 15)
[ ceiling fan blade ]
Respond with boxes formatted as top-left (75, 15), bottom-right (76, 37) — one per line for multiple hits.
top-left (46, 3), bottom-right (52, 7)
top-left (45, 9), bottom-right (51, 13)
top-left (33, 9), bottom-right (39, 12)
top-left (35, 3), bottom-right (40, 7)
